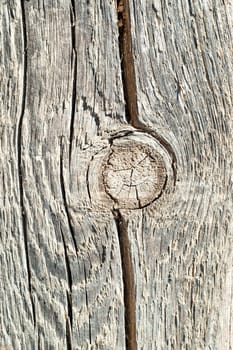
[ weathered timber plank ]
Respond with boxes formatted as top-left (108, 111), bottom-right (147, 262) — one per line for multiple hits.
top-left (0, 0), bottom-right (125, 349)
top-left (1, 0), bottom-right (233, 349)
top-left (0, 1), bottom-right (37, 348)
top-left (127, 0), bottom-right (233, 349)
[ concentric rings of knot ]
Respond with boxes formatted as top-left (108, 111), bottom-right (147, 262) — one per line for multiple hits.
top-left (102, 141), bottom-right (167, 209)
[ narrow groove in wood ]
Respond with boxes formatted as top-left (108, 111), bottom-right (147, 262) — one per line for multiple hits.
top-left (113, 209), bottom-right (137, 350)
top-left (117, 0), bottom-right (138, 126)
top-left (66, 316), bottom-right (72, 350)
top-left (84, 264), bottom-right (92, 344)
top-left (115, 1), bottom-right (177, 346)
top-left (18, 0), bottom-right (36, 327)
top-left (69, 1), bottom-right (77, 166)
top-left (60, 222), bottom-right (73, 328)
top-left (116, 0), bottom-right (177, 186)
top-left (59, 142), bottom-right (76, 331)
top-left (116, 2), bottom-right (138, 348)
top-left (187, 0), bottom-right (195, 17)
top-left (60, 139), bottom-right (78, 255)
top-left (66, 290), bottom-right (73, 330)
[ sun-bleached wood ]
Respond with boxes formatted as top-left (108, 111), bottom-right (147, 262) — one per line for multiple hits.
top-left (0, 0), bottom-right (232, 349)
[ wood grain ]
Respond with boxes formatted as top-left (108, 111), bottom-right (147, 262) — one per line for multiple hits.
top-left (1, 1), bottom-right (124, 349)
top-left (0, 0), bottom-right (232, 349)
top-left (128, 0), bottom-right (233, 349)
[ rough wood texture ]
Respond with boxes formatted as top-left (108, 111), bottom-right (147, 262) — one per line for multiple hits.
top-left (0, 0), bottom-right (232, 349)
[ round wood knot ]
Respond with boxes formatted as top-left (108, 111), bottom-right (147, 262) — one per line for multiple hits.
top-left (88, 131), bottom-right (175, 211)
top-left (102, 142), bottom-right (167, 209)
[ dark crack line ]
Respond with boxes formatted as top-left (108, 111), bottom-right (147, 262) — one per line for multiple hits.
top-left (82, 96), bottom-right (101, 132)
top-left (135, 187), bottom-right (141, 208)
top-left (117, 0), bottom-right (138, 125)
top-left (59, 144), bottom-right (74, 334)
top-left (116, 0), bottom-right (177, 186)
top-left (59, 139), bottom-right (80, 336)
top-left (113, 209), bottom-right (136, 350)
top-left (66, 314), bottom-right (72, 350)
top-left (69, 1), bottom-right (77, 166)
top-left (114, 3), bottom-right (177, 344)
top-left (62, 228), bottom-right (73, 328)
top-left (18, 0), bottom-right (36, 327)
top-left (60, 139), bottom-right (78, 254)
top-left (86, 160), bottom-right (92, 203)
top-left (115, 1), bottom-right (178, 348)
top-left (84, 264), bottom-right (92, 344)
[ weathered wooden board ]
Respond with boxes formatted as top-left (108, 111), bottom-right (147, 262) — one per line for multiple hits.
top-left (0, 0), bottom-right (232, 349)
top-left (1, 1), bottom-right (125, 349)
top-left (129, 1), bottom-right (233, 349)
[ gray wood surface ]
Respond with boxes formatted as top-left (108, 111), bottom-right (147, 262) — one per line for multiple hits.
top-left (0, 0), bottom-right (232, 349)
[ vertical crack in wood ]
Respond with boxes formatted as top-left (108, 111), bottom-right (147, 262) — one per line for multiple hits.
top-left (116, 0), bottom-right (177, 186)
top-left (115, 1), bottom-right (177, 347)
top-left (60, 139), bottom-right (79, 338)
top-left (117, 0), bottom-right (139, 126)
top-left (113, 209), bottom-right (137, 350)
top-left (66, 315), bottom-right (72, 350)
top-left (116, 2), bottom-right (138, 348)
top-left (69, 1), bottom-right (77, 166)
top-left (84, 264), bottom-right (92, 344)
top-left (18, 0), bottom-right (36, 327)
top-left (60, 222), bottom-right (73, 331)
top-left (60, 139), bottom-right (78, 254)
